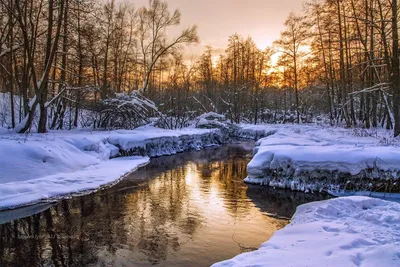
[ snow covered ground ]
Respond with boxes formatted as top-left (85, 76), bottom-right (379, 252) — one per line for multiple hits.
top-left (241, 124), bottom-right (400, 195)
top-left (215, 125), bottom-right (400, 267)
top-left (212, 196), bottom-right (400, 267)
top-left (2, 119), bottom-right (399, 267)
top-left (0, 126), bottom-right (221, 210)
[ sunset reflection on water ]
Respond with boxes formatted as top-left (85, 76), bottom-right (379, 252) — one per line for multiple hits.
top-left (0, 144), bottom-right (326, 267)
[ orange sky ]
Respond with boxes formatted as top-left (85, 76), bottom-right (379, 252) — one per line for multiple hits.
top-left (133, 0), bottom-right (304, 58)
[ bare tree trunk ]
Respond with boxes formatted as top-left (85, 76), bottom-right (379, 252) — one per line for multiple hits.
top-left (316, 9), bottom-right (334, 125)
top-left (8, 0), bottom-right (15, 128)
top-left (14, 0), bottom-right (41, 133)
top-left (337, 0), bottom-right (350, 127)
top-left (392, 0), bottom-right (400, 136)
top-left (369, 0), bottom-right (378, 128)
top-left (37, 0), bottom-right (56, 133)
top-left (101, 1), bottom-right (114, 100)
top-left (74, 0), bottom-right (82, 128)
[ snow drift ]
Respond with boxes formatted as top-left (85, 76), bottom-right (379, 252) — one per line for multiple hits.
top-left (212, 196), bottom-right (400, 267)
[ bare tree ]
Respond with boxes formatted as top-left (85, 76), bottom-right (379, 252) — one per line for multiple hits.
top-left (274, 13), bottom-right (309, 123)
top-left (392, 0), bottom-right (400, 136)
top-left (138, 0), bottom-right (198, 94)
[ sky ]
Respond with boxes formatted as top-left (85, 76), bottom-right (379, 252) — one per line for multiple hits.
top-left (133, 0), bottom-right (304, 59)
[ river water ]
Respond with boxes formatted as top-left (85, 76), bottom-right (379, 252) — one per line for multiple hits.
top-left (0, 143), bottom-right (327, 267)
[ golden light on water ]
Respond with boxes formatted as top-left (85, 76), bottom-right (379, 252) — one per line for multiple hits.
top-left (0, 146), bottom-right (326, 266)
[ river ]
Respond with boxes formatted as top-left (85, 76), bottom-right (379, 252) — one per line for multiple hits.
top-left (0, 143), bottom-right (328, 266)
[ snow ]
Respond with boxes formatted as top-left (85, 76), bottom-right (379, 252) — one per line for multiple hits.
top-left (0, 156), bottom-right (149, 210)
top-left (241, 124), bottom-right (400, 193)
top-left (197, 112), bottom-right (226, 120)
top-left (0, 93), bottom-right (19, 128)
top-left (1, 119), bottom-right (399, 266)
top-left (195, 112), bottom-right (229, 129)
top-left (215, 124), bottom-right (400, 266)
top-left (0, 126), bottom-right (221, 210)
top-left (212, 196), bottom-right (400, 267)
top-left (106, 127), bottom-right (222, 155)
top-left (235, 124), bottom-right (274, 140)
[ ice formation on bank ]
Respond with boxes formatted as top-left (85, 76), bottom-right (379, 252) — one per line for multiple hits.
top-left (213, 196), bottom-right (400, 267)
top-left (0, 126), bottom-right (222, 210)
top-left (243, 125), bottom-right (400, 194)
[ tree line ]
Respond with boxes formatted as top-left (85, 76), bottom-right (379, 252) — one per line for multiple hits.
top-left (150, 0), bottom-right (400, 136)
top-left (0, 0), bottom-right (197, 132)
top-left (0, 0), bottom-right (399, 136)
top-left (300, 0), bottom-right (400, 136)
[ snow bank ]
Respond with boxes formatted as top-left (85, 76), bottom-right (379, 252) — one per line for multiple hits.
top-left (234, 124), bottom-right (276, 140)
top-left (107, 127), bottom-right (222, 157)
top-left (213, 196), bottom-right (400, 267)
top-left (0, 126), bottom-right (222, 210)
top-left (243, 124), bottom-right (400, 194)
top-left (0, 157), bottom-right (149, 210)
top-left (193, 115), bottom-right (274, 141)
top-left (195, 112), bottom-right (228, 129)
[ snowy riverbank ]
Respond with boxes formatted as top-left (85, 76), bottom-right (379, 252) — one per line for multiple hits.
top-left (2, 122), bottom-right (400, 267)
top-left (212, 124), bottom-right (400, 266)
top-left (241, 124), bottom-right (400, 195)
top-left (213, 196), bottom-right (400, 267)
top-left (2, 123), bottom-right (399, 210)
top-left (0, 126), bottom-right (223, 210)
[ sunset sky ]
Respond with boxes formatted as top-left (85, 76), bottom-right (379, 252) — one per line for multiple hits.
top-left (134, 0), bottom-right (304, 57)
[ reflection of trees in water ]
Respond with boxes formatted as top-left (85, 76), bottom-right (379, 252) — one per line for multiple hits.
top-left (246, 186), bottom-right (330, 219)
top-left (122, 166), bottom-right (204, 264)
top-left (0, 165), bottom-right (206, 265)
top-left (0, 143), bottom-right (265, 267)
top-left (197, 158), bottom-right (253, 217)
top-left (0, 192), bottom-right (137, 266)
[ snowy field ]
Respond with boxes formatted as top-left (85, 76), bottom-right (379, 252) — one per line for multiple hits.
top-left (241, 124), bottom-right (400, 195)
top-left (0, 126), bottom-right (221, 210)
top-left (213, 196), bottom-right (400, 267)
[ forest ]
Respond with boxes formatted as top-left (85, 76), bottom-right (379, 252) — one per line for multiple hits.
top-left (1, 1), bottom-right (400, 266)
top-left (0, 0), bottom-right (399, 136)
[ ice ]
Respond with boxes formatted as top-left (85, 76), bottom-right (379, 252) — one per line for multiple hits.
top-left (212, 196), bottom-right (400, 267)
top-left (242, 124), bottom-right (400, 194)
top-left (0, 126), bottom-right (222, 210)
top-left (0, 203), bottom-right (55, 224)
top-left (106, 126), bottom-right (222, 156)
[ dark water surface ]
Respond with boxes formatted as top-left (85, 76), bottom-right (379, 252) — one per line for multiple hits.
top-left (0, 144), bottom-right (327, 267)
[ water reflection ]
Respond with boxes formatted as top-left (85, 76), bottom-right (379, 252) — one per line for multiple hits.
top-left (0, 144), bottom-right (327, 267)
top-left (246, 186), bottom-right (331, 219)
